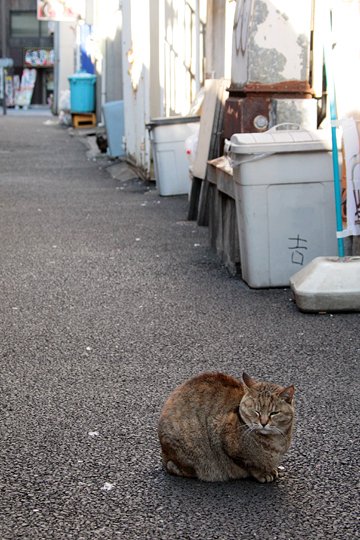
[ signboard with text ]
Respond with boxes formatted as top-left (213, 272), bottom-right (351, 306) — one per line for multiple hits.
top-left (24, 49), bottom-right (55, 67)
top-left (37, 0), bottom-right (85, 21)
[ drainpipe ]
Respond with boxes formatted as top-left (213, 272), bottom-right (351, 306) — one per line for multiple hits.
top-left (75, 22), bottom-right (81, 71)
top-left (1, 0), bottom-right (9, 116)
top-left (101, 42), bottom-right (106, 112)
top-left (158, 0), bottom-right (165, 116)
top-left (1, 0), bottom-right (6, 58)
top-left (195, 0), bottom-right (200, 93)
top-left (53, 22), bottom-right (60, 115)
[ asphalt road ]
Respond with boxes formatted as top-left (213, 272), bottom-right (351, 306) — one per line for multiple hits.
top-left (0, 115), bottom-right (358, 539)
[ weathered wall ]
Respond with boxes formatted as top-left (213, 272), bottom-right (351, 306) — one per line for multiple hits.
top-left (122, 0), bottom-right (151, 175)
top-left (104, 13), bottom-right (123, 103)
top-left (231, 0), bottom-right (312, 87)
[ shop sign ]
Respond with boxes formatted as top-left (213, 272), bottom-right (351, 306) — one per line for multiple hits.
top-left (0, 58), bottom-right (14, 68)
top-left (37, 0), bottom-right (85, 21)
top-left (24, 49), bottom-right (55, 67)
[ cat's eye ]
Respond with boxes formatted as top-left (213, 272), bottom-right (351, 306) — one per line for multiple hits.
top-left (270, 411), bottom-right (279, 416)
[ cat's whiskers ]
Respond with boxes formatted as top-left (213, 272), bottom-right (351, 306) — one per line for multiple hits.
top-left (241, 421), bottom-right (286, 440)
top-left (268, 425), bottom-right (286, 439)
top-left (239, 423), bottom-right (256, 435)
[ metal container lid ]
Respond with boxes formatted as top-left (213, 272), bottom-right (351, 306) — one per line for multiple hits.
top-left (146, 115), bottom-right (200, 130)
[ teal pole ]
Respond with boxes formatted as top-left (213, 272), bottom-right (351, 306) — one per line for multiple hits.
top-left (324, 10), bottom-right (345, 257)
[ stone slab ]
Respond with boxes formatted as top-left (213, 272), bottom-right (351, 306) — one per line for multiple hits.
top-left (290, 256), bottom-right (360, 312)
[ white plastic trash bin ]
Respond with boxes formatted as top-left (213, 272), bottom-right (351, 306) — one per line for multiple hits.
top-left (229, 128), bottom-right (338, 288)
top-left (147, 116), bottom-right (200, 196)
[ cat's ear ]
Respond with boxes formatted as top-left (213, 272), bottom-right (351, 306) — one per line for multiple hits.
top-left (242, 372), bottom-right (256, 388)
top-left (279, 385), bottom-right (295, 404)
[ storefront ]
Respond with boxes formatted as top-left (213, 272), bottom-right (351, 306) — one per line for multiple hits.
top-left (24, 47), bottom-right (54, 106)
top-left (0, 5), bottom-right (54, 108)
top-left (4, 48), bottom-right (54, 108)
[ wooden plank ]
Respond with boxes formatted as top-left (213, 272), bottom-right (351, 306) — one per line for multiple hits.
top-left (222, 196), bottom-right (241, 276)
top-left (192, 79), bottom-right (229, 180)
top-left (197, 178), bottom-right (210, 226)
top-left (188, 79), bottom-right (229, 221)
top-left (208, 80), bottom-right (228, 160)
top-left (207, 157), bottom-right (235, 199)
top-left (207, 183), bottom-right (219, 249)
top-left (192, 80), bottom-right (218, 180)
top-left (187, 176), bottom-right (202, 221)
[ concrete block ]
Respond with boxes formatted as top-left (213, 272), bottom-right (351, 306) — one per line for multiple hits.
top-left (290, 256), bottom-right (360, 312)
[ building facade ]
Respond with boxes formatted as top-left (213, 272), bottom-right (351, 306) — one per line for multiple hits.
top-left (0, 0), bottom-right (54, 106)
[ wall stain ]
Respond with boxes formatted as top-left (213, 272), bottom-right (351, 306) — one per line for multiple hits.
top-left (249, 0), bottom-right (286, 83)
top-left (247, 0), bottom-right (309, 84)
top-left (297, 34), bottom-right (309, 81)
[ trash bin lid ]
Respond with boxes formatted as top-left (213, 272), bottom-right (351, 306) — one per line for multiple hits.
top-left (229, 129), bottom-right (333, 154)
top-left (68, 71), bottom-right (96, 82)
top-left (146, 115), bottom-right (200, 130)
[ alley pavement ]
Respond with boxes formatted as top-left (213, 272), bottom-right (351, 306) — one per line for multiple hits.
top-left (0, 114), bottom-right (358, 540)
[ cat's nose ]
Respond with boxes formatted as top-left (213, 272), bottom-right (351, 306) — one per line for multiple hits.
top-left (260, 415), bottom-right (269, 427)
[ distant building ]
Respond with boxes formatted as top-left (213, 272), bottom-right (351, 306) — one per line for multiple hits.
top-left (0, 0), bottom-right (54, 106)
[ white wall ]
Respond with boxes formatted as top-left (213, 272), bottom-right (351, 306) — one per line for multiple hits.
top-left (205, 0), bottom-right (236, 80)
top-left (90, 0), bottom-right (123, 116)
top-left (159, 0), bottom-right (207, 116)
top-left (54, 22), bottom-right (76, 113)
top-left (121, 0), bottom-right (151, 175)
top-left (312, 0), bottom-right (360, 122)
top-left (331, 0), bottom-right (360, 121)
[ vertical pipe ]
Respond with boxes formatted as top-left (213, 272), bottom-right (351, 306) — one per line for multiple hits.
top-left (195, 0), bottom-right (200, 93)
top-left (324, 7), bottom-right (345, 257)
top-left (1, 0), bottom-right (6, 58)
top-left (1, 0), bottom-right (6, 114)
top-left (53, 22), bottom-right (59, 115)
top-left (101, 44), bottom-right (106, 112)
top-left (158, 0), bottom-right (165, 116)
top-left (2, 68), bottom-right (7, 115)
top-left (75, 22), bottom-right (81, 71)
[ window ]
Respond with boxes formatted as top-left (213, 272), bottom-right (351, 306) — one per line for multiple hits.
top-left (10, 11), bottom-right (49, 38)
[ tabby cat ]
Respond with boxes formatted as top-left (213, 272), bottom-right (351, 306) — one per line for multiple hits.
top-left (158, 372), bottom-right (295, 482)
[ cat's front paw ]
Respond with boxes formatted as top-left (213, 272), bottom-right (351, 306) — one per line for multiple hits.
top-left (252, 468), bottom-right (279, 483)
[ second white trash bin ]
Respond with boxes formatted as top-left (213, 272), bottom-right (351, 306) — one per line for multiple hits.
top-left (147, 116), bottom-right (200, 196)
top-left (229, 128), bottom-right (338, 288)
